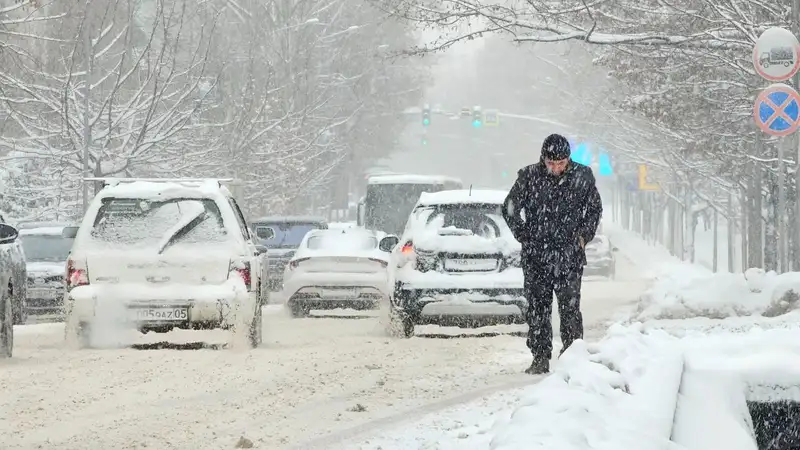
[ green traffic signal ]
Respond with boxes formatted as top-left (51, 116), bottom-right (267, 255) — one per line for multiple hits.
top-left (501, 170), bottom-right (508, 178)
top-left (423, 117), bottom-right (430, 126)
top-left (472, 119), bottom-right (482, 128)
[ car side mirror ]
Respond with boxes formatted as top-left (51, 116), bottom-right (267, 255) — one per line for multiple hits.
top-left (379, 235), bottom-right (399, 252)
top-left (612, 247), bottom-right (619, 252)
top-left (62, 226), bottom-right (79, 239)
top-left (255, 244), bottom-right (268, 255)
top-left (0, 224), bottom-right (18, 244)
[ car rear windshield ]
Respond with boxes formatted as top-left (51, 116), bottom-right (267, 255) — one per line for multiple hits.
top-left (254, 222), bottom-right (324, 248)
top-left (306, 233), bottom-right (377, 251)
top-left (20, 234), bottom-right (73, 262)
top-left (91, 198), bottom-right (227, 248)
top-left (414, 203), bottom-right (505, 238)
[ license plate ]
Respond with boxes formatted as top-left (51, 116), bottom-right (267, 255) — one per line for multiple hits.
top-left (133, 308), bottom-right (188, 321)
top-left (28, 288), bottom-right (58, 300)
top-left (445, 258), bottom-right (498, 271)
top-left (320, 288), bottom-right (357, 298)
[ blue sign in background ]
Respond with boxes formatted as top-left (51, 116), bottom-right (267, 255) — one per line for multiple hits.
top-left (757, 89), bottom-right (800, 133)
top-left (566, 139), bottom-right (613, 176)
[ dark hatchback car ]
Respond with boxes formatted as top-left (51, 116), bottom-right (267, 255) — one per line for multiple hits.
top-left (17, 222), bottom-right (74, 317)
top-left (249, 216), bottom-right (328, 292)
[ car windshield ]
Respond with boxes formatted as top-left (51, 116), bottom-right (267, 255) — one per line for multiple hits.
top-left (20, 234), bottom-right (73, 262)
top-left (255, 223), bottom-right (323, 248)
top-left (415, 203), bottom-right (505, 238)
top-left (306, 232), bottom-right (377, 251)
top-left (91, 198), bottom-right (227, 249)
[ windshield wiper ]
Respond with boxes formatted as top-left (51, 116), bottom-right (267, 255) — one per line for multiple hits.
top-left (157, 212), bottom-right (208, 254)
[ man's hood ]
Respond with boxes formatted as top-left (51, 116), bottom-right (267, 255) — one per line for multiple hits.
top-left (26, 261), bottom-right (66, 277)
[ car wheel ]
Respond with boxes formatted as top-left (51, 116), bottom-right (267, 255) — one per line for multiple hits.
top-left (248, 303), bottom-right (263, 348)
top-left (0, 286), bottom-right (13, 358)
top-left (11, 283), bottom-right (26, 325)
top-left (64, 306), bottom-right (90, 349)
top-left (387, 308), bottom-right (414, 338)
top-left (289, 303), bottom-right (309, 318)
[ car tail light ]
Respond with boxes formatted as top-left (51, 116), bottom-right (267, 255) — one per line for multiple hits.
top-left (230, 260), bottom-right (252, 291)
top-left (66, 259), bottom-right (89, 290)
top-left (401, 242), bottom-right (414, 255)
top-left (289, 258), bottom-right (310, 269)
top-left (368, 258), bottom-right (388, 268)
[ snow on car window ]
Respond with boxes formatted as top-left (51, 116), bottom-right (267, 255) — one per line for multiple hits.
top-left (91, 198), bottom-right (227, 247)
top-left (420, 204), bottom-right (503, 238)
top-left (306, 232), bottom-right (377, 251)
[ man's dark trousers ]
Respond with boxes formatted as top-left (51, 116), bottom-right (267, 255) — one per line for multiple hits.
top-left (522, 259), bottom-right (584, 362)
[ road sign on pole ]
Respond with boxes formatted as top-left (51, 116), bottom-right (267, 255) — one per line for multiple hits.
top-left (638, 165), bottom-right (660, 191)
top-left (753, 27), bottom-right (800, 82)
top-left (754, 83), bottom-right (800, 136)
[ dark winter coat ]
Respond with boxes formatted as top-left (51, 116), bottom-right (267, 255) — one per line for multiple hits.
top-left (502, 158), bottom-right (603, 269)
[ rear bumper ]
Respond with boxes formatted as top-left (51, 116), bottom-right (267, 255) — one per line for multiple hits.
top-left (26, 286), bottom-right (65, 314)
top-left (284, 272), bottom-right (389, 311)
top-left (393, 286), bottom-right (527, 326)
top-left (67, 284), bottom-right (254, 330)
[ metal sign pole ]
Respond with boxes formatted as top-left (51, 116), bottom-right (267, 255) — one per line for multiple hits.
top-left (795, 0), bottom-right (800, 270)
top-left (752, 27), bottom-right (800, 272)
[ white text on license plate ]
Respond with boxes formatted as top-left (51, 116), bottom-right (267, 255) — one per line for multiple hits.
top-left (445, 258), bottom-right (498, 271)
top-left (134, 308), bottom-right (188, 321)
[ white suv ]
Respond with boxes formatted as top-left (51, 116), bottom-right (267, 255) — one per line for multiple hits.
top-left (63, 178), bottom-right (264, 348)
top-left (380, 189), bottom-right (525, 337)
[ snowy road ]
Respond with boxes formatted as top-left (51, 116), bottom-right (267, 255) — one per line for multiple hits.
top-left (1, 249), bottom-right (646, 449)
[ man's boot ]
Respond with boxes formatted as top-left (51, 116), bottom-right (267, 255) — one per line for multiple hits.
top-left (524, 357), bottom-right (549, 375)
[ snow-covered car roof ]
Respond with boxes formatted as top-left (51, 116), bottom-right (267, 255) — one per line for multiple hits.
top-left (19, 226), bottom-right (69, 236)
top-left (416, 189), bottom-right (508, 207)
top-left (367, 174), bottom-right (462, 185)
top-left (96, 179), bottom-right (232, 200)
top-left (17, 221), bottom-right (72, 230)
top-left (251, 216), bottom-right (327, 224)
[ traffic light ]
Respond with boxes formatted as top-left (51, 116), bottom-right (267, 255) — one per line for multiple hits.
top-left (422, 104), bottom-right (431, 126)
top-left (472, 106), bottom-right (482, 128)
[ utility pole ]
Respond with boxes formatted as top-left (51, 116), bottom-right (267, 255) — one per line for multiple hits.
top-left (778, 139), bottom-right (787, 271)
top-left (82, 26), bottom-right (92, 214)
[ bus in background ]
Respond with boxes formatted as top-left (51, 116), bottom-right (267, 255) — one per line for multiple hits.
top-left (357, 174), bottom-right (463, 236)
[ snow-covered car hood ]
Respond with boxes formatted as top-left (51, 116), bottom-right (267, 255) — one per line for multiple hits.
top-left (26, 261), bottom-right (66, 277)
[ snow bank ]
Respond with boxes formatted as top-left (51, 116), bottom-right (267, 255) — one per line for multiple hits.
top-left (604, 221), bottom-right (800, 321)
top-left (488, 325), bottom-right (683, 450)
top-left (670, 326), bottom-right (800, 449)
top-left (632, 267), bottom-right (800, 321)
top-left (352, 325), bottom-right (685, 450)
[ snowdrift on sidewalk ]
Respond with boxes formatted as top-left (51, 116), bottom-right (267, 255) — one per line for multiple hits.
top-left (350, 325), bottom-right (685, 450)
top-left (633, 266), bottom-right (800, 321)
top-left (488, 325), bottom-right (683, 450)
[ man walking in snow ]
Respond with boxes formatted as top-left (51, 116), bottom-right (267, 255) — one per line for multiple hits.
top-left (502, 133), bottom-right (603, 375)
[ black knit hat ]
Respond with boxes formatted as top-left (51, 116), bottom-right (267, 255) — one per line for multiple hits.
top-left (541, 134), bottom-right (571, 160)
